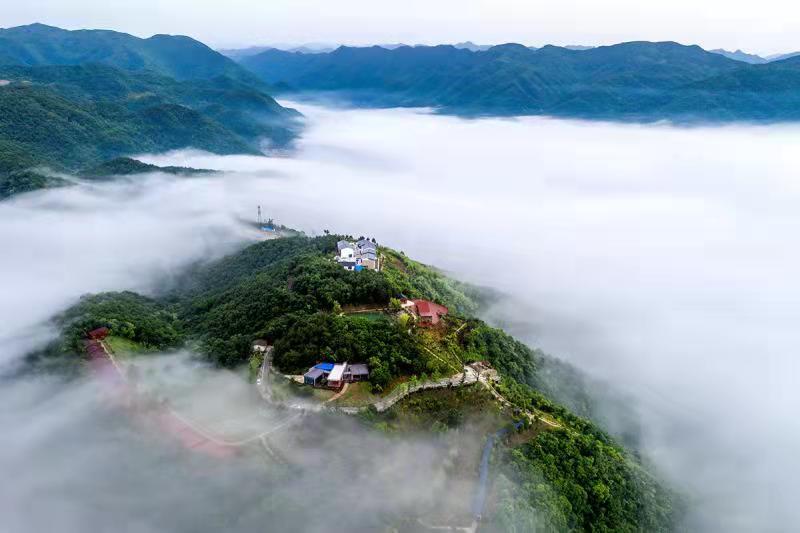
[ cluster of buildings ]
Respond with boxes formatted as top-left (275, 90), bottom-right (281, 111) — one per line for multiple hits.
top-left (336, 239), bottom-right (380, 271)
top-left (303, 361), bottom-right (370, 389)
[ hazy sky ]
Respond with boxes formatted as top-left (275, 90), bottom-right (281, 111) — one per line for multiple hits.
top-left (4, 0), bottom-right (800, 55)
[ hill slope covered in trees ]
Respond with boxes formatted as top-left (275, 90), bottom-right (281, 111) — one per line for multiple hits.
top-left (0, 26), bottom-right (300, 199)
top-left (55, 235), bottom-right (682, 531)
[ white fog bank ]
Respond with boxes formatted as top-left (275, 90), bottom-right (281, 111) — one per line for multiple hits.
top-left (144, 104), bottom-right (800, 531)
top-left (1, 103), bottom-right (798, 530)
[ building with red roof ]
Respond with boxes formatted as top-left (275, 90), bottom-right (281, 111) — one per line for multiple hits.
top-left (87, 326), bottom-right (110, 340)
top-left (411, 299), bottom-right (449, 326)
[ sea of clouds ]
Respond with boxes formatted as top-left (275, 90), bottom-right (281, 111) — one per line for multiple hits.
top-left (2, 102), bottom-right (798, 530)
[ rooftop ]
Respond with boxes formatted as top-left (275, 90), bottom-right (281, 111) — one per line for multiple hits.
top-left (328, 363), bottom-right (347, 381)
top-left (304, 368), bottom-right (325, 379)
top-left (349, 363), bottom-right (369, 376)
top-left (413, 299), bottom-right (449, 317)
top-left (87, 326), bottom-right (109, 340)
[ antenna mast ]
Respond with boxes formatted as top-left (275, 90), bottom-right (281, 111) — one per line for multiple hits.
top-left (257, 205), bottom-right (262, 226)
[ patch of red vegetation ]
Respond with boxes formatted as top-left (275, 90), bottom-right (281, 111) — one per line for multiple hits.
top-left (83, 337), bottom-right (237, 459)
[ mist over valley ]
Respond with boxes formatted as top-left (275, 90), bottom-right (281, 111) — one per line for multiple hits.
top-left (1, 100), bottom-right (797, 530)
top-left (1, 5), bottom-right (799, 529)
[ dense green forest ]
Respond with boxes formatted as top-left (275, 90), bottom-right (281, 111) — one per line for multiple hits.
top-left (242, 41), bottom-right (800, 121)
top-left (61, 291), bottom-right (183, 351)
top-left (494, 429), bottom-right (677, 532)
top-left (57, 235), bottom-right (681, 531)
top-left (0, 25), bottom-right (300, 199)
top-left (0, 83), bottom-right (252, 170)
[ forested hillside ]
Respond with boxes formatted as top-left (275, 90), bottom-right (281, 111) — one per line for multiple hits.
top-left (0, 23), bottom-right (260, 84)
top-left (0, 83), bottom-right (254, 170)
top-left (0, 26), bottom-right (300, 200)
top-left (242, 40), bottom-right (800, 121)
top-left (57, 235), bottom-right (681, 531)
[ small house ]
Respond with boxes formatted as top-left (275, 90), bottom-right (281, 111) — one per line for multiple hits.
top-left (252, 339), bottom-right (270, 353)
top-left (327, 363), bottom-right (348, 389)
top-left (412, 299), bottom-right (449, 326)
top-left (337, 240), bottom-right (355, 258)
top-left (303, 363), bottom-right (335, 387)
top-left (357, 239), bottom-right (377, 252)
top-left (335, 238), bottom-right (380, 271)
top-left (87, 327), bottom-right (110, 340)
top-left (347, 363), bottom-right (370, 382)
top-left (303, 362), bottom-right (335, 387)
top-left (303, 368), bottom-right (326, 387)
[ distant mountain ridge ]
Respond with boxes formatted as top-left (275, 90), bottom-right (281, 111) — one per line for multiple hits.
top-left (709, 49), bottom-right (767, 64)
top-left (241, 41), bottom-right (800, 121)
top-left (765, 51), bottom-right (800, 62)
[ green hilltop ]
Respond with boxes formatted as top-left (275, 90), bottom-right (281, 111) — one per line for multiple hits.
top-left (55, 235), bottom-right (682, 531)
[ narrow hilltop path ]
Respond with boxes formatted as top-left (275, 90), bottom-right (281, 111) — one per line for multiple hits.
top-left (325, 382), bottom-right (349, 403)
top-left (478, 376), bottom-right (562, 430)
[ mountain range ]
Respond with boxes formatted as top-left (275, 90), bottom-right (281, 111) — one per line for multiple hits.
top-left (240, 41), bottom-right (800, 121)
top-left (5, 22), bottom-right (800, 200)
top-left (0, 23), bottom-right (262, 84)
top-left (0, 24), bottom-right (299, 198)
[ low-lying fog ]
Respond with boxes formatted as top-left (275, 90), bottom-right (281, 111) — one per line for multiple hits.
top-left (2, 101), bottom-right (798, 531)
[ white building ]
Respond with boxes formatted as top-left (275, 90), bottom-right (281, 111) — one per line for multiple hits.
top-left (327, 362), bottom-right (348, 389)
top-left (336, 239), bottom-right (380, 271)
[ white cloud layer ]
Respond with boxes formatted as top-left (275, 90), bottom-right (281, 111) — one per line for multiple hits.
top-left (146, 103), bottom-right (800, 530)
top-left (1, 102), bottom-right (798, 530)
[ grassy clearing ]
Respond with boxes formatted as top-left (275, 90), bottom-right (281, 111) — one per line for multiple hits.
top-left (333, 381), bottom-right (380, 407)
top-left (347, 311), bottom-right (385, 322)
top-left (105, 335), bottom-right (149, 359)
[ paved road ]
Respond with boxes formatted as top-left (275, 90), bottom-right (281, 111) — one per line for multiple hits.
top-left (471, 421), bottom-right (525, 522)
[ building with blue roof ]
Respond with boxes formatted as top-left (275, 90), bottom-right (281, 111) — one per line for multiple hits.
top-left (302, 361), bottom-right (370, 388)
top-left (303, 368), bottom-right (325, 386)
